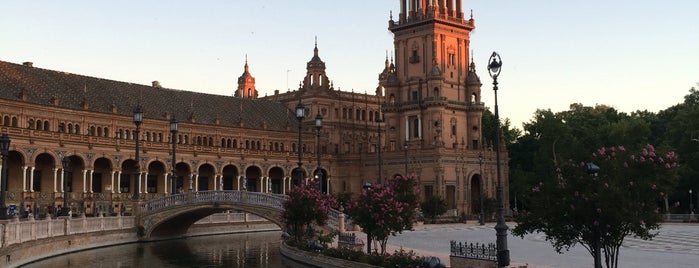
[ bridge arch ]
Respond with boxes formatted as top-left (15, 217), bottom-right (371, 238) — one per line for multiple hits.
top-left (138, 191), bottom-right (285, 239)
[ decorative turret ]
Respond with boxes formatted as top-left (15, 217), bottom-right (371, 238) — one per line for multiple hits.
top-left (235, 55), bottom-right (258, 99)
top-left (302, 37), bottom-right (330, 90)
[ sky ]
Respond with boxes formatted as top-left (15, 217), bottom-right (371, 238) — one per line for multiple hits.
top-left (2, 0), bottom-right (698, 129)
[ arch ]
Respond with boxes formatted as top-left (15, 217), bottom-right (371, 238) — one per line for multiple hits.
top-left (12, 117), bottom-right (18, 127)
top-left (268, 166), bottom-right (284, 194)
top-left (222, 164), bottom-right (239, 190)
top-left (470, 174), bottom-right (483, 216)
top-left (433, 87), bottom-right (439, 97)
top-left (197, 164), bottom-right (216, 191)
top-left (43, 120), bottom-right (49, 131)
top-left (3, 115), bottom-right (9, 126)
top-left (146, 161), bottom-right (167, 194)
top-left (92, 157), bottom-right (114, 195)
top-left (244, 165), bottom-right (262, 192)
top-left (173, 162), bottom-right (192, 193)
top-left (6, 150), bottom-right (27, 192)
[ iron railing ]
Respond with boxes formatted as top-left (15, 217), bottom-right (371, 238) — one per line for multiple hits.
top-left (450, 240), bottom-right (497, 261)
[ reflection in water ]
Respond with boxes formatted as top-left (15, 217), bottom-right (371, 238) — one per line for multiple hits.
top-left (22, 232), bottom-right (286, 268)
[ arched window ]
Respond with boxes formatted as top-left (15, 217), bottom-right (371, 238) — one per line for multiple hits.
top-left (125, 130), bottom-right (131, 140)
top-left (43, 121), bottom-right (49, 131)
top-left (36, 119), bottom-right (42, 130)
top-left (433, 87), bottom-right (439, 97)
top-left (3, 116), bottom-right (9, 126)
top-left (97, 127), bottom-right (103, 137)
top-left (471, 93), bottom-right (477, 103)
top-left (184, 135), bottom-right (189, 144)
top-left (11, 117), bottom-right (18, 127)
top-left (28, 119), bottom-right (34, 129)
top-left (104, 127), bottom-right (109, 137)
top-left (74, 124), bottom-right (80, 134)
top-left (68, 124), bottom-right (73, 134)
top-left (257, 141), bottom-right (261, 150)
top-left (233, 139), bottom-right (237, 148)
top-left (221, 138), bottom-right (226, 148)
top-left (245, 140), bottom-right (250, 149)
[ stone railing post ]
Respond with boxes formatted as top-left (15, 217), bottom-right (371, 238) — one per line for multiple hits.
top-left (338, 213), bottom-right (346, 233)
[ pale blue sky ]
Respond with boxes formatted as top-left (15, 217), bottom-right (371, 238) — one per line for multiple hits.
top-left (2, 1), bottom-right (698, 128)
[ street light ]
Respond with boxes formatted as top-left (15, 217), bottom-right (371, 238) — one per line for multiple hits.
top-left (584, 162), bottom-right (602, 268)
top-left (61, 156), bottom-right (71, 217)
top-left (487, 51), bottom-right (510, 267)
top-left (376, 114), bottom-right (383, 183)
top-left (170, 117), bottom-right (178, 195)
top-left (315, 113), bottom-right (323, 192)
top-left (133, 104), bottom-right (143, 200)
top-left (478, 152), bottom-right (485, 226)
top-left (362, 181), bottom-right (373, 254)
top-left (294, 101), bottom-right (305, 186)
top-left (0, 134), bottom-right (10, 219)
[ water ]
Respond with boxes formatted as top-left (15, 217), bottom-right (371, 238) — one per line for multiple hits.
top-left (21, 232), bottom-right (286, 268)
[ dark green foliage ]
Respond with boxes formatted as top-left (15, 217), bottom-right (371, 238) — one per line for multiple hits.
top-left (420, 196), bottom-right (448, 223)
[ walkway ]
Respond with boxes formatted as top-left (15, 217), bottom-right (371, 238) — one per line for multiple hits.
top-left (380, 223), bottom-right (699, 268)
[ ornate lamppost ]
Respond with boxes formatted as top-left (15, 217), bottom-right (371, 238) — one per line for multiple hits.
top-left (376, 114), bottom-right (383, 183)
top-left (61, 156), bottom-right (71, 217)
top-left (133, 104), bottom-right (143, 200)
top-left (293, 101), bottom-right (305, 186)
top-left (0, 134), bottom-right (10, 219)
top-left (170, 117), bottom-right (178, 194)
top-left (315, 113), bottom-right (323, 192)
top-left (478, 152), bottom-right (485, 226)
top-left (487, 51), bottom-right (509, 267)
top-left (362, 181), bottom-right (373, 254)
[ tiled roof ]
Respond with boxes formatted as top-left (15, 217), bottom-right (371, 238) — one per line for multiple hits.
top-left (0, 60), bottom-right (297, 131)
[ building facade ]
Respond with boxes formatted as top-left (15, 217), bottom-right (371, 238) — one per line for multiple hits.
top-left (0, 0), bottom-right (508, 218)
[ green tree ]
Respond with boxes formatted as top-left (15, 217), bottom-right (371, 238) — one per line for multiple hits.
top-left (282, 182), bottom-right (337, 242)
top-left (420, 196), bottom-right (447, 223)
top-left (513, 144), bottom-right (680, 268)
top-left (346, 175), bottom-right (419, 255)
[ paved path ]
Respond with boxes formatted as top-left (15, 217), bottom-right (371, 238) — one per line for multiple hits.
top-left (373, 222), bottom-right (699, 268)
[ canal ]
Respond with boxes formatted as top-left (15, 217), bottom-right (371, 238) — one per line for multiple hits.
top-left (21, 231), bottom-right (289, 268)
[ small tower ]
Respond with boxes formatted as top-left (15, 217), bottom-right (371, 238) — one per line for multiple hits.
top-left (302, 37), bottom-right (330, 90)
top-left (235, 55), bottom-right (258, 98)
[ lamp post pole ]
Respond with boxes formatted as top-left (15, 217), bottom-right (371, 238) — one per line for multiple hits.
top-left (478, 152), bottom-right (485, 226)
top-left (363, 181), bottom-right (372, 254)
top-left (376, 114), bottom-right (383, 183)
top-left (61, 156), bottom-right (71, 217)
top-left (404, 143), bottom-right (408, 176)
top-left (133, 104), bottom-right (143, 200)
top-left (488, 52), bottom-right (510, 267)
top-left (170, 118), bottom-right (178, 194)
top-left (584, 162), bottom-right (602, 268)
top-left (0, 134), bottom-right (10, 220)
top-left (315, 113), bottom-right (323, 192)
top-left (690, 189), bottom-right (694, 217)
top-left (294, 101), bottom-right (305, 186)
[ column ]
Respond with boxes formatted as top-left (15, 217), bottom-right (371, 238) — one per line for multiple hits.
top-left (267, 177), bottom-right (271, 193)
top-left (22, 166), bottom-right (27, 192)
top-left (53, 168), bottom-right (58, 192)
top-left (110, 171), bottom-right (116, 194)
top-left (60, 169), bottom-right (65, 192)
top-left (237, 175), bottom-right (241, 191)
top-left (190, 174), bottom-right (195, 191)
top-left (163, 173), bottom-right (169, 194)
top-left (282, 177), bottom-right (287, 195)
top-left (405, 116), bottom-right (409, 141)
top-left (418, 115), bottom-right (422, 139)
top-left (82, 169), bottom-right (87, 192)
top-left (327, 177), bottom-right (331, 194)
top-left (137, 172), bottom-right (142, 193)
top-left (29, 167), bottom-right (35, 192)
top-left (143, 172), bottom-right (149, 193)
top-left (117, 171), bottom-right (122, 193)
top-left (219, 175), bottom-right (224, 190)
top-left (89, 170), bottom-right (94, 193)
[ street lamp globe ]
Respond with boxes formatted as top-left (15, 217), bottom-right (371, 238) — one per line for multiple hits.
top-left (296, 102), bottom-right (305, 120)
top-left (487, 52), bottom-right (502, 79)
top-left (315, 113), bottom-right (323, 129)
top-left (133, 104), bottom-right (143, 126)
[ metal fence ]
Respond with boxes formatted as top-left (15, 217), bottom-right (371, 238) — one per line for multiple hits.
top-left (449, 240), bottom-right (497, 261)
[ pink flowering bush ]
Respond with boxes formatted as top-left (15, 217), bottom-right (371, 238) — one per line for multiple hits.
top-left (282, 181), bottom-right (337, 242)
top-left (345, 174), bottom-right (420, 256)
top-left (513, 144), bottom-right (680, 268)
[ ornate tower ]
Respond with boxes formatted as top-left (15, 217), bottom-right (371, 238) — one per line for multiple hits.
top-left (235, 56), bottom-right (258, 98)
top-left (302, 38), bottom-right (331, 91)
top-left (382, 0), bottom-right (484, 151)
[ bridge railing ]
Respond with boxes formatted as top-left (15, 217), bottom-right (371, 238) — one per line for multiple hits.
top-left (139, 191), bottom-right (288, 216)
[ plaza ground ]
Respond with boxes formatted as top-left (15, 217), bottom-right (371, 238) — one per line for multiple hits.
top-left (358, 222), bottom-right (699, 267)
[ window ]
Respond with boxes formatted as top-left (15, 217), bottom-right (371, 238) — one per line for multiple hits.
top-left (412, 91), bottom-right (418, 101)
top-left (451, 118), bottom-right (457, 136)
top-left (120, 173), bottom-right (130, 193)
top-left (92, 173), bottom-right (103, 193)
top-left (147, 174), bottom-right (157, 193)
top-left (411, 116), bottom-right (420, 138)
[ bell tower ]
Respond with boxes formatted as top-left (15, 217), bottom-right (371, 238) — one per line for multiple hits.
top-left (235, 55), bottom-right (258, 99)
top-left (381, 0), bottom-right (484, 150)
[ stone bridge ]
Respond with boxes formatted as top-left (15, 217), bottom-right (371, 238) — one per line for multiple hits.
top-left (136, 191), bottom-right (345, 240)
